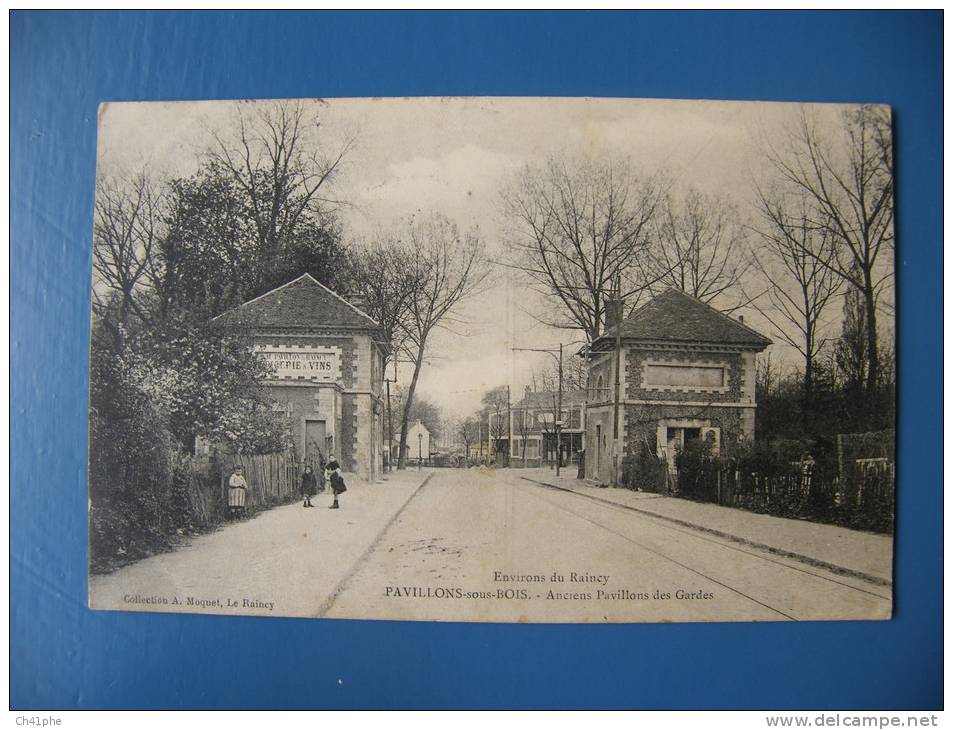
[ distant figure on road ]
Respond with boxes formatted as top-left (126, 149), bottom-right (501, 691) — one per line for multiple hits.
top-left (227, 466), bottom-right (248, 519)
top-left (325, 454), bottom-right (346, 509)
top-left (300, 465), bottom-right (317, 508)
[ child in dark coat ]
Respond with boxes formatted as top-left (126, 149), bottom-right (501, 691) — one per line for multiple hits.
top-left (325, 454), bottom-right (346, 509)
top-left (300, 465), bottom-right (317, 508)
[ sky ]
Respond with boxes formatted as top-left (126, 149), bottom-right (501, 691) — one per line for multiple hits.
top-left (95, 97), bottom-right (893, 419)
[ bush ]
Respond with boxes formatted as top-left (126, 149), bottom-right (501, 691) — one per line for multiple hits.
top-left (622, 444), bottom-right (669, 492)
top-left (672, 438), bottom-right (892, 533)
top-left (674, 440), bottom-right (721, 501)
top-left (87, 313), bottom-right (296, 573)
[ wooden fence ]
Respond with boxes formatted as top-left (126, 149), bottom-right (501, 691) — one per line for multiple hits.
top-left (90, 449), bottom-right (305, 573)
top-left (673, 459), bottom-right (895, 533)
top-left (225, 452), bottom-right (303, 509)
top-left (194, 451), bottom-right (303, 513)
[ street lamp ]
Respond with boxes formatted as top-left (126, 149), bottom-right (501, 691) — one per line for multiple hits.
top-left (418, 432), bottom-right (423, 471)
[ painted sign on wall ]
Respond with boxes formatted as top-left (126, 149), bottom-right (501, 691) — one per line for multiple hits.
top-left (257, 346), bottom-right (341, 383)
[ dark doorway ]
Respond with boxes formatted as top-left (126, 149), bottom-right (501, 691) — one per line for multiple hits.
top-left (595, 424), bottom-right (602, 474)
top-left (304, 419), bottom-right (327, 467)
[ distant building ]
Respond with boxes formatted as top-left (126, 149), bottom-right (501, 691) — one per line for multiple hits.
top-left (486, 388), bottom-right (586, 467)
top-left (432, 424), bottom-right (459, 453)
top-left (586, 289), bottom-right (771, 484)
top-left (506, 387), bottom-right (587, 467)
top-left (215, 274), bottom-right (387, 482)
top-left (405, 420), bottom-right (431, 464)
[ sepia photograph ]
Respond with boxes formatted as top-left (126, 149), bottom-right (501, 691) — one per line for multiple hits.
top-left (87, 96), bottom-right (896, 623)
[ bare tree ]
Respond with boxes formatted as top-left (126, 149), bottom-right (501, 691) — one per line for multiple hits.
top-left (500, 155), bottom-right (664, 342)
top-left (750, 191), bottom-right (844, 416)
top-left (834, 282), bottom-right (872, 395)
top-left (207, 99), bottom-right (353, 294)
top-left (457, 417), bottom-right (480, 461)
top-left (152, 100), bottom-right (354, 319)
top-left (528, 368), bottom-right (563, 464)
top-left (649, 188), bottom-right (751, 311)
top-left (92, 172), bottom-right (165, 327)
top-left (513, 400), bottom-right (532, 465)
top-left (389, 387), bottom-right (443, 442)
top-left (531, 351), bottom-right (589, 393)
top-left (350, 231), bottom-right (421, 369)
top-left (480, 385), bottom-right (511, 464)
top-left (397, 213), bottom-right (488, 468)
top-left (755, 351), bottom-right (786, 403)
top-left (762, 105), bottom-right (893, 394)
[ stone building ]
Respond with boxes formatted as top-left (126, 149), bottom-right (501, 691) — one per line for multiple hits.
top-left (215, 274), bottom-right (387, 482)
top-left (586, 289), bottom-right (771, 484)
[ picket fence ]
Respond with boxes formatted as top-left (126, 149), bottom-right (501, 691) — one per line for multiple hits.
top-left (191, 451), bottom-right (304, 515)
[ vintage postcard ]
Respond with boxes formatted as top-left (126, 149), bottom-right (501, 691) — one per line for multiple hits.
top-left (87, 97), bottom-right (895, 622)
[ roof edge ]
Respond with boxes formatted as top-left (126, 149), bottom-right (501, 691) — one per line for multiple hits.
top-left (594, 288), bottom-right (772, 348)
top-left (591, 336), bottom-right (771, 351)
top-left (211, 273), bottom-right (384, 330)
top-left (303, 273), bottom-right (383, 329)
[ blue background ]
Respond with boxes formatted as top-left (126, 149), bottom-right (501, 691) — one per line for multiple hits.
top-left (10, 11), bottom-right (942, 709)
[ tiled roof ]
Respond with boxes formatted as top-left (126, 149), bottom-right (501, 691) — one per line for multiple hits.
top-left (214, 274), bottom-right (382, 332)
top-left (595, 289), bottom-right (771, 349)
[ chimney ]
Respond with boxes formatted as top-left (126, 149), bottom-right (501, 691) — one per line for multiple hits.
top-left (346, 292), bottom-right (369, 312)
top-left (605, 299), bottom-right (623, 332)
top-left (738, 315), bottom-right (745, 324)
top-left (525, 385), bottom-right (532, 399)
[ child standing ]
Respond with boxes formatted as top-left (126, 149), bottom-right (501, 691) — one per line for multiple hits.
top-left (325, 454), bottom-right (346, 509)
top-left (300, 465), bottom-right (317, 508)
top-left (227, 466), bottom-right (248, 519)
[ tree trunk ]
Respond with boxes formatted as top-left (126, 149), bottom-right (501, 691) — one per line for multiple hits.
top-left (803, 345), bottom-right (813, 434)
top-left (863, 278), bottom-right (880, 399)
top-left (397, 341), bottom-right (426, 469)
top-left (801, 284), bottom-right (814, 434)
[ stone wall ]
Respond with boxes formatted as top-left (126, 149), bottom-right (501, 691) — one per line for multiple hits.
top-left (265, 383), bottom-right (339, 462)
top-left (252, 329), bottom-right (384, 480)
top-left (351, 392), bottom-right (381, 481)
top-left (588, 352), bottom-right (615, 405)
top-left (335, 393), bottom-right (352, 471)
top-left (625, 347), bottom-right (744, 403)
top-left (584, 405), bottom-right (616, 483)
top-left (623, 403), bottom-right (745, 456)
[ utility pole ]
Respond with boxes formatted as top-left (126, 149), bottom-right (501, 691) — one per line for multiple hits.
top-left (384, 359), bottom-right (398, 474)
top-left (384, 357), bottom-right (416, 472)
top-left (513, 343), bottom-right (580, 477)
top-left (506, 384), bottom-right (512, 468)
top-left (612, 274), bottom-right (623, 485)
top-left (556, 342), bottom-right (563, 477)
top-left (385, 378), bottom-right (393, 473)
